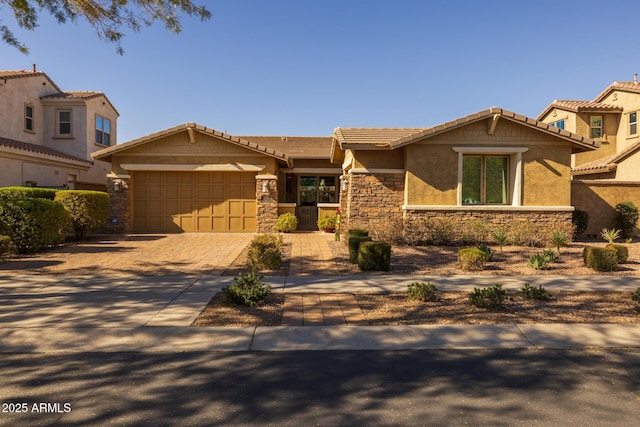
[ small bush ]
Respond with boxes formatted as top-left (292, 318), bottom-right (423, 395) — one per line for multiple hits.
top-left (468, 284), bottom-right (507, 310)
top-left (616, 202), bottom-right (639, 239)
top-left (54, 190), bottom-right (110, 241)
top-left (317, 214), bottom-right (337, 232)
top-left (462, 220), bottom-right (491, 245)
top-left (347, 229), bottom-right (369, 239)
top-left (222, 270), bottom-right (271, 307)
top-left (542, 249), bottom-right (559, 263)
top-left (606, 243), bottom-right (629, 264)
top-left (425, 217), bottom-right (457, 245)
top-left (407, 282), bottom-right (438, 302)
top-left (0, 198), bottom-right (68, 254)
top-left (528, 253), bottom-right (549, 270)
top-left (549, 230), bottom-right (568, 254)
top-left (477, 243), bottom-right (493, 261)
top-left (492, 227), bottom-right (507, 252)
top-left (276, 212), bottom-right (298, 233)
top-left (508, 221), bottom-right (545, 247)
top-left (0, 235), bottom-right (12, 257)
top-left (349, 235), bottom-right (372, 263)
top-left (458, 247), bottom-right (486, 271)
top-left (583, 246), bottom-right (618, 272)
top-left (520, 284), bottom-right (553, 301)
top-left (0, 186), bottom-right (58, 200)
top-left (247, 234), bottom-right (283, 270)
top-left (572, 209), bottom-right (589, 236)
top-left (632, 288), bottom-right (640, 303)
top-left (357, 241), bottom-right (391, 271)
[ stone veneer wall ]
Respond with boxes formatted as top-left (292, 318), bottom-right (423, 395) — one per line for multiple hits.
top-left (106, 175), bottom-right (130, 234)
top-left (256, 175), bottom-right (278, 233)
top-left (342, 172), bottom-right (405, 237)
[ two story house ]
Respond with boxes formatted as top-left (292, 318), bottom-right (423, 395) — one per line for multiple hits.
top-left (538, 75), bottom-right (640, 234)
top-left (0, 68), bottom-right (118, 190)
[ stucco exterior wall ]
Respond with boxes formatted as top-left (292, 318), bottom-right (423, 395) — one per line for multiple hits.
top-left (405, 144), bottom-right (457, 205)
top-left (599, 90), bottom-right (640, 153)
top-left (352, 149), bottom-right (404, 170)
top-left (522, 145), bottom-right (571, 206)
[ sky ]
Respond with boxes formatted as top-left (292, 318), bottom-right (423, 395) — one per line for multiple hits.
top-left (2, 0), bottom-right (640, 143)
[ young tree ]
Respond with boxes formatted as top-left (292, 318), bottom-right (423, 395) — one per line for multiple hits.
top-left (1, 0), bottom-right (211, 54)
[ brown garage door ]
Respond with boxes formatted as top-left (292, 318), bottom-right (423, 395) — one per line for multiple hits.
top-left (132, 171), bottom-right (256, 232)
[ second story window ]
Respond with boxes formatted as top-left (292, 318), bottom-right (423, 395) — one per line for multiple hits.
top-left (590, 115), bottom-right (603, 139)
top-left (550, 119), bottom-right (565, 130)
top-left (57, 110), bottom-right (72, 137)
top-left (629, 111), bottom-right (638, 137)
top-left (24, 104), bottom-right (34, 132)
top-left (95, 115), bottom-right (111, 146)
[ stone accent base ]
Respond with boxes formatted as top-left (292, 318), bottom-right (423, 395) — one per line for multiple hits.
top-left (106, 175), bottom-right (130, 233)
top-left (256, 175), bottom-right (278, 233)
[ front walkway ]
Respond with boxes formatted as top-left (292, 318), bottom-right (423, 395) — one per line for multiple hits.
top-left (284, 231), bottom-right (349, 276)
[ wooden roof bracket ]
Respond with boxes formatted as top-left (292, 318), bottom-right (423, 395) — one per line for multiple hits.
top-left (488, 113), bottom-right (500, 135)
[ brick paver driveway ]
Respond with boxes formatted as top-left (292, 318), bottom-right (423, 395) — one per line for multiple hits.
top-left (0, 233), bottom-right (254, 277)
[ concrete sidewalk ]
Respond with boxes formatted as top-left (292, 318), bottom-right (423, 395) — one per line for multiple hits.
top-left (1, 273), bottom-right (640, 353)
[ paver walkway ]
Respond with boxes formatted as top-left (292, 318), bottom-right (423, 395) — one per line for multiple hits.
top-left (281, 293), bottom-right (368, 326)
top-left (284, 232), bottom-right (347, 276)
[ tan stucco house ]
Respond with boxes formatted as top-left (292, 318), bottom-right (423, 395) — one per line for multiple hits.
top-left (0, 69), bottom-right (118, 190)
top-left (93, 107), bottom-right (598, 235)
top-left (538, 76), bottom-right (640, 234)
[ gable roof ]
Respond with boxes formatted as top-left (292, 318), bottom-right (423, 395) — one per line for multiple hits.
top-left (537, 100), bottom-right (623, 119)
top-left (573, 140), bottom-right (640, 176)
top-left (41, 91), bottom-right (120, 116)
top-left (0, 70), bottom-right (62, 91)
top-left (235, 136), bottom-right (332, 159)
top-left (594, 81), bottom-right (640, 102)
top-left (334, 107), bottom-right (599, 153)
top-left (0, 135), bottom-right (92, 165)
top-left (92, 123), bottom-right (291, 166)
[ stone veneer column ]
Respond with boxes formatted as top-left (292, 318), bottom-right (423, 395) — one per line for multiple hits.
top-left (106, 174), bottom-right (130, 233)
top-left (256, 174), bottom-right (278, 233)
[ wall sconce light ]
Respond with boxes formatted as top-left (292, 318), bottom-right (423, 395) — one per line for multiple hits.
top-left (341, 178), bottom-right (348, 191)
top-left (113, 181), bottom-right (122, 192)
top-left (261, 181), bottom-right (269, 193)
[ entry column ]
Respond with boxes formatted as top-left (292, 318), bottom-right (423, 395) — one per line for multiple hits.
top-left (256, 174), bottom-right (278, 233)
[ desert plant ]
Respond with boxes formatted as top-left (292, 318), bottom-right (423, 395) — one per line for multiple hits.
top-left (583, 246), bottom-right (618, 272)
top-left (222, 270), bottom-right (271, 307)
top-left (542, 249), bottom-right (559, 263)
top-left (632, 288), bottom-right (640, 304)
top-left (357, 241), bottom-right (391, 271)
top-left (462, 220), bottom-right (491, 245)
top-left (468, 284), bottom-right (507, 310)
top-left (247, 234), bottom-right (283, 270)
top-left (549, 230), bottom-right (568, 254)
top-left (616, 202), bottom-right (639, 239)
top-left (508, 221), bottom-right (545, 247)
top-left (458, 247), bottom-right (487, 271)
top-left (572, 209), bottom-right (589, 236)
top-left (425, 217), bottom-right (457, 245)
top-left (349, 235), bottom-right (372, 263)
top-left (601, 228), bottom-right (621, 244)
top-left (317, 214), bottom-right (337, 232)
top-left (407, 282), bottom-right (438, 302)
top-left (520, 284), bottom-right (553, 301)
top-left (477, 243), bottom-right (493, 261)
top-left (528, 253), bottom-right (548, 270)
top-left (492, 227), bottom-right (507, 253)
top-left (276, 212), bottom-right (298, 233)
top-left (54, 190), bottom-right (110, 241)
top-left (606, 243), bottom-right (629, 264)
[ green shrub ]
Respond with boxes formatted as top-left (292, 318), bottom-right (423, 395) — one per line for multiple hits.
top-left (520, 284), bottom-right (553, 301)
top-left (407, 282), bottom-right (438, 302)
top-left (492, 227), bottom-right (507, 252)
top-left (54, 190), bottom-right (109, 241)
top-left (357, 241), bottom-right (391, 271)
top-left (221, 270), bottom-right (271, 307)
top-left (549, 230), bottom-right (568, 254)
top-left (276, 212), bottom-right (298, 233)
top-left (0, 235), bottom-right (12, 257)
top-left (0, 198), bottom-right (68, 254)
top-left (632, 288), bottom-right (640, 303)
top-left (0, 186), bottom-right (58, 200)
top-left (616, 202), bottom-right (639, 239)
top-left (542, 249), bottom-right (559, 263)
top-left (462, 220), bottom-right (491, 245)
top-left (458, 247), bottom-right (486, 271)
top-left (583, 246), bottom-right (618, 272)
top-left (606, 243), bottom-right (629, 263)
top-left (317, 214), bottom-right (337, 232)
top-left (349, 235), bottom-right (372, 263)
top-left (477, 243), bottom-right (493, 261)
top-left (528, 253), bottom-right (549, 270)
top-left (601, 228), bottom-right (621, 244)
top-left (247, 234), bottom-right (283, 270)
top-left (347, 229), bottom-right (369, 239)
top-left (572, 209), bottom-right (589, 236)
top-left (468, 285), bottom-right (507, 310)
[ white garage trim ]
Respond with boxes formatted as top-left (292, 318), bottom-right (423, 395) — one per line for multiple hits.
top-left (121, 163), bottom-right (265, 172)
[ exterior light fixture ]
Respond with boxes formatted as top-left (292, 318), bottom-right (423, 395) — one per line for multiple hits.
top-left (262, 181), bottom-right (269, 193)
top-left (341, 178), bottom-right (348, 191)
top-left (113, 181), bottom-right (122, 192)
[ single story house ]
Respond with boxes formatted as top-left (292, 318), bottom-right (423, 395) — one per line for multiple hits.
top-left (92, 107), bottom-right (599, 235)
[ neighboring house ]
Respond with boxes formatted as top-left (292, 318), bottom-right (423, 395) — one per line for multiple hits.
top-left (93, 107), bottom-right (598, 235)
top-left (0, 68), bottom-right (118, 190)
top-left (538, 75), bottom-right (640, 234)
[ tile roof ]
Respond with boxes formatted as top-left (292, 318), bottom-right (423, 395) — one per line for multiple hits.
top-left (41, 91), bottom-right (120, 116)
top-left (235, 136), bottom-right (332, 159)
top-left (573, 141), bottom-right (640, 175)
top-left (594, 81), bottom-right (640, 102)
top-left (0, 70), bottom-right (63, 92)
top-left (333, 128), bottom-right (426, 147)
top-left (0, 136), bottom-right (92, 165)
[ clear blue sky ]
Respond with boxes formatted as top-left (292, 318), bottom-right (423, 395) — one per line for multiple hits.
top-left (2, 0), bottom-right (640, 143)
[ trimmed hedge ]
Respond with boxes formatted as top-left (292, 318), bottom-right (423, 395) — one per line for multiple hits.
top-left (247, 234), bottom-right (283, 270)
top-left (606, 243), bottom-right (629, 264)
top-left (583, 246), bottom-right (618, 272)
top-left (357, 241), bottom-right (391, 271)
top-left (55, 190), bottom-right (110, 241)
top-left (458, 247), bottom-right (487, 271)
top-left (0, 186), bottom-right (58, 200)
top-left (347, 229), bottom-right (369, 239)
top-left (349, 235), bottom-right (372, 263)
top-left (276, 212), bottom-right (298, 233)
top-left (0, 198), bottom-right (68, 254)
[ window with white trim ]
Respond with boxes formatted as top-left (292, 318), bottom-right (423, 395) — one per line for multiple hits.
top-left (590, 115), bottom-right (603, 139)
top-left (24, 104), bottom-right (34, 131)
top-left (57, 110), bottom-right (72, 137)
top-left (550, 119), bottom-right (565, 130)
top-left (629, 111), bottom-right (638, 137)
top-left (462, 155), bottom-right (509, 205)
top-left (95, 115), bottom-right (111, 146)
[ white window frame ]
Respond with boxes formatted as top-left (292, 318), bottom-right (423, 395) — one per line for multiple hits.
top-left (629, 111), bottom-right (638, 137)
top-left (590, 115), bottom-right (603, 139)
top-left (24, 103), bottom-right (34, 132)
top-left (56, 109), bottom-right (73, 137)
top-left (452, 147), bottom-right (528, 207)
top-left (95, 114), bottom-right (112, 146)
top-left (550, 119), bottom-right (565, 130)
